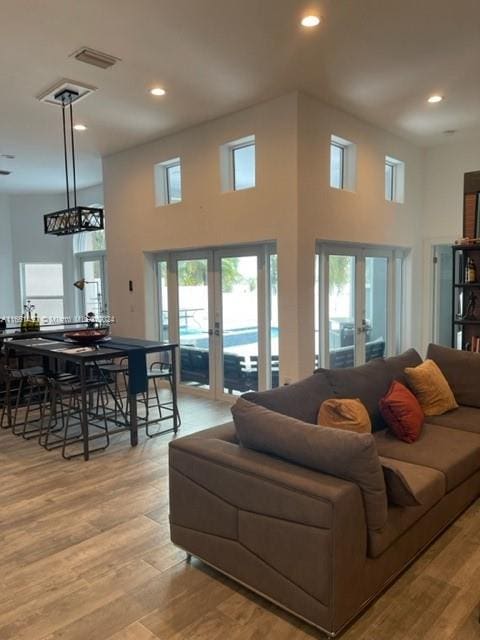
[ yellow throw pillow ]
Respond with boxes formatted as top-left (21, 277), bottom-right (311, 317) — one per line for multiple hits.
top-left (318, 398), bottom-right (372, 434)
top-left (404, 359), bottom-right (458, 416)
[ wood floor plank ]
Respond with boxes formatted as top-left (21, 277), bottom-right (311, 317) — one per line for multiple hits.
top-left (0, 393), bottom-right (479, 640)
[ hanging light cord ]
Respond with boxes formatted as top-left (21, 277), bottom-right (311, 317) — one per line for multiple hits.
top-left (61, 96), bottom-right (70, 209)
top-left (69, 100), bottom-right (77, 208)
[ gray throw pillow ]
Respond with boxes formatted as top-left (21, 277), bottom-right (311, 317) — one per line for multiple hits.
top-left (232, 397), bottom-right (388, 532)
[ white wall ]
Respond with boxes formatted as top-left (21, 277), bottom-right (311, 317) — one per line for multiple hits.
top-left (6, 183), bottom-right (104, 317)
top-left (420, 137), bottom-right (480, 350)
top-left (297, 94), bottom-right (425, 373)
top-left (103, 94), bottom-right (300, 378)
top-left (0, 194), bottom-right (14, 317)
top-left (103, 91), bottom-right (425, 381)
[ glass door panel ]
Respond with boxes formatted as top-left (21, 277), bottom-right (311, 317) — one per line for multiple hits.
top-left (177, 258), bottom-right (210, 389)
top-left (269, 253), bottom-right (279, 388)
top-left (364, 256), bottom-right (388, 362)
top-left (220, 255), bottom-right (259, 394)
top-left (328, 255), bottom-right (356, 368)
top-left (80, 259), bottom-right (104, 316)
top-left (157, 260), bottom-right (169, 341)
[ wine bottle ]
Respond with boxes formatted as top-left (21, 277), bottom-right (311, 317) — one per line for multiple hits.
top-left (466, 257), bottom-right (477, 283)
top-left (20, 315), bottom-right (26, 333)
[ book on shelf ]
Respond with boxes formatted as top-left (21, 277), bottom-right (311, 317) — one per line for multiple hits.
top-left (468, 336), bottom-right (480, 352)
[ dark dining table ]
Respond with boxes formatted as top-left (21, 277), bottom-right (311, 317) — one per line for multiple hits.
top-left (5, 335), bottom-right (179, 461)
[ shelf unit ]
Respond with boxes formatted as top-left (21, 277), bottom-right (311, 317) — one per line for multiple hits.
top-left (452, 244), bottom-right (480, 350)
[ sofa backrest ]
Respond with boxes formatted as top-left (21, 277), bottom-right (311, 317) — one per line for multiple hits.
top-left (243, 371), bottom-right (334, 424)
top-left (244, 349), bottom-right (423, 431)
top-left (427, 343), bottom-right (480, 408)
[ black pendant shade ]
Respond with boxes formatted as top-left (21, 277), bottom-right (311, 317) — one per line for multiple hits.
top-left (44, 88), bottom-right (104, 236)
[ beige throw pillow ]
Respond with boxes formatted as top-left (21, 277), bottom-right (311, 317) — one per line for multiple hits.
top-left (404, 359), bottom-right (458, 416)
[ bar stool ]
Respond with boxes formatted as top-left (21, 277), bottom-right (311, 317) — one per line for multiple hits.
top-left (0, 364), bottom-right (45, 431)
top-left (41, 376), bottom-right (111, 459)
top-left (137, 361), bottom-right (180, 437)
top-left (98, 358), bottom-right (129, 422)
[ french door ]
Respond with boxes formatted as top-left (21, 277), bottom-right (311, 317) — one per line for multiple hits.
top-left (156, 245), bottom-right (277, 399)
top-left (317, 244), bottom-right (404, 369)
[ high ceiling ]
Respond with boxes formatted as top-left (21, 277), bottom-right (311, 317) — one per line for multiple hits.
top-left (1, 0), bottom-right (479, 193)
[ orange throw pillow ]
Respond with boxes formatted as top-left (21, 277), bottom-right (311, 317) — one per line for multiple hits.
top-left (405, 359), bottom-right (458, 416)
top-left (379, 381), bottom-right (424, 443)
top-left (318, 398), bottom-right (372, 434)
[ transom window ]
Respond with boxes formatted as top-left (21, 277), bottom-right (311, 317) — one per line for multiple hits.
top-left (330, 135), bottom-right (356, 191)
top-left (385, 156), bottom-right (405, 203)
top-left (154, 157), bottom-right (182, 206)
top-left (220, 135), bottom-right (256, 192)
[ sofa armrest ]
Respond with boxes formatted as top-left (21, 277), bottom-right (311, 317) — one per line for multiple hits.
top-left (169, 436), bottom-right (367, 632)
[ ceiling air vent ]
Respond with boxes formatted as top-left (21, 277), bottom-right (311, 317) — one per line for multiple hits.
top-left (71, 47), bottom-right (120, 69)
top-left (37, 79), bottom-right (97, 106)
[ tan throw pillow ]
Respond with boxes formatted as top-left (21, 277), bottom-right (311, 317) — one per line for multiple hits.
top-left (318, 398), bottom-right (372, 434)
top-left (404, 359), bottom-right (458, 416)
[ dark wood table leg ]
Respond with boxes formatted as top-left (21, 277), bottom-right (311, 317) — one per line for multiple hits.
top-left (79, 363), bottom-right (90, 461)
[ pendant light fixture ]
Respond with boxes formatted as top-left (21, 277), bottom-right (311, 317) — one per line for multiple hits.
top-left (44, 88), bottom-right (104, 236)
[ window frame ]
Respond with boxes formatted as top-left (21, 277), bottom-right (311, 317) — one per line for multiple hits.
top-left (385, 159), bottom-right (396, 201)
top-left (20, 262), bottom-right (65, 321)
top-left (330, 141), bottom-right (345, 190)
top-left (330, 134), bottom-right (356, 192)
top-left (154, 157), bottom-right (182, 207)
top-left (232, 141), bottom-right (256, 191)
top-left (220, 135), bottom-right (256, 192)
top-left (165, 161), bottom-right (182, 204)
top-left (385, 155), bottom-right (405, 203)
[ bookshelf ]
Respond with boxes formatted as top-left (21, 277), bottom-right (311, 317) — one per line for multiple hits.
top-left (452, 244), bottom-right (480, 351)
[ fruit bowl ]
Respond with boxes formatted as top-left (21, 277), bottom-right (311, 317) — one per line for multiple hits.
top-left (63, 328), bottom-right (110, 345)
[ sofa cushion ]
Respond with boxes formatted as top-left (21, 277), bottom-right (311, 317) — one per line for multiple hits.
top-left (322, 358), bottom-right (391, 431)
top-left (232, 397), bottom-right (388, 531)
top-left (379, 381), bottom-right (425, 443)
top-left (379, 457), bottom-right (442, 507)
top-left (243, 371), bottom-right (334, 424)
top-left (368, 462), bottom-right (446, 558)
top-left (317, 398), bottom-right (372, 433)
top-left (373, 424), bottom-right (480, 492)
top-left (425, 406), bottom-right (480, 435)
top-left (384, 348), bottom-right (423, 387)
top-left (405, 359), bottom-right (458, 416)
top-left (427, 343), bottom-right (480, 408)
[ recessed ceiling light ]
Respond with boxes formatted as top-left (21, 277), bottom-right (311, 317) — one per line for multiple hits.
top-left (301, 15), bottom-right (321, 27)
top-left (73, 124), bottom-right (87, 131)
top-left (150, 87), bottom-right (166, 96)
top-left (428, 95), bottom-right (443, 103)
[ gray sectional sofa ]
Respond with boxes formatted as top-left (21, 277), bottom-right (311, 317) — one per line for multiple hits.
top-left (168, 344), bottom-right (480, 637)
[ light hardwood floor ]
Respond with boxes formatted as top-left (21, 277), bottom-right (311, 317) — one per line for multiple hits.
top-left (0, 393), bottom-right (479, 640)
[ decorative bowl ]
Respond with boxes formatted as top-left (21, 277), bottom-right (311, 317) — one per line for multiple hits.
top-left (63, 328), bottom-right (110, 345)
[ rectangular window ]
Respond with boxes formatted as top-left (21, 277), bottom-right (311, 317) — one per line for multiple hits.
top-left (166, 162), bottom-right (182, 204)
top-left (21, 263), bottom-right (64, 321)
top-left (330, 143), bottom-right (344, 189)
top-left (154, 157), bottom-right (182, 206)
top-left (233, 143), bottom-right (255, 190)
top-left (220, 135), bottom-right (256, 192)
top-left (330, 135), bottom-right (356, 191)
top-left (385, 161), bottom-right (395, 201)
top-left (385, 156), bottom-right (405, 203)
